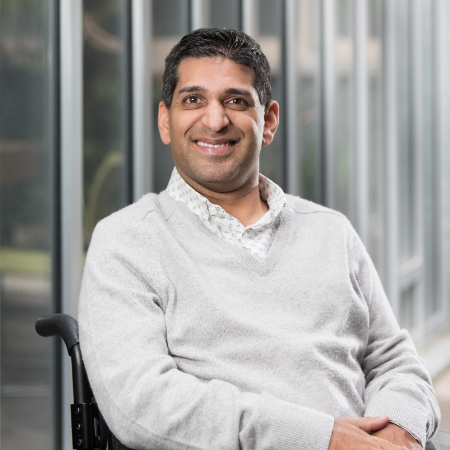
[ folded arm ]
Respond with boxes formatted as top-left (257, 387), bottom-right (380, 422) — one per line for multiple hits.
top-left (346, 221), bottom-right (440, 448)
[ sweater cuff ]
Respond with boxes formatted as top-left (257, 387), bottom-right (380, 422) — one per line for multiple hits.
top-left (365, 390), bottom-right (433, 448)
top-left (258, 392), bottom-right (334, 450)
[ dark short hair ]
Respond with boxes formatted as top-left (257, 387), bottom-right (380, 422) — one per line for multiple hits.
top-left (162, 28), bottom-right (272, 108)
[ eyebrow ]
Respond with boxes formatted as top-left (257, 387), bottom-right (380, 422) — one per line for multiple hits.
top-left (175, 86), bottom-right (254, 98)
top-left (224, 88), bottom-right (253, 98)
top-left (176, 86), bottom-right (206, 97)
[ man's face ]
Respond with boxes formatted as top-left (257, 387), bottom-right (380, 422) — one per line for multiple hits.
top-left (158, 57), bottom-right (278, 194)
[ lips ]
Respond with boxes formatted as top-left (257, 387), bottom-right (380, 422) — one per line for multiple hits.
top-left (193, 138), bottom-right (237, 154)
top-left (197, 141), bottom-right (234, 148)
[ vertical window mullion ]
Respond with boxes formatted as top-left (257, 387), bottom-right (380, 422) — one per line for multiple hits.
top-left (353, 0), bottom-right (369, 244)
top-left (123, 1), bottom-right (134, 205)
top-left (409, 0), bottom-right (424, 338)
top-left (284, 0), bottom-right (299, 196)
top-left (431, 0), bottom-right (446, 326)
top-left (190, 0), bottom-right (207, 31)
top-left (50, 0), bottom-right (62, 446)
top-left (60, 1), bottom-right (83, 448)
top-left (242, 0), bottom-right (256, 37)
top-left (132, 0), bottom-right (153, 199)
top-left (382, 0), bottom-right (399, 315)
top-left (320, 0), bottom-right (336, 208)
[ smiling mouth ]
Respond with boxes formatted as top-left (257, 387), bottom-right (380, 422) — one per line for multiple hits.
top-left (196, 141), bottom-right (235, 148)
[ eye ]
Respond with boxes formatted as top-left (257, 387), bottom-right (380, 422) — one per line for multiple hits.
top-left (227, 98), bottom-right (248, 109)
top-left (184, 95), bottom-right (201, 104)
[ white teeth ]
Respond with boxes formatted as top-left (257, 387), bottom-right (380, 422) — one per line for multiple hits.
top-left (197, 141), bottom-right (232, 148)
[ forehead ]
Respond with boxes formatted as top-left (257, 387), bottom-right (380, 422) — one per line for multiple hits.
top-left (175, 57), bottom-right (256, 95)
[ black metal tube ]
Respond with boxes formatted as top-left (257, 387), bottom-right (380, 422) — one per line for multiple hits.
top-left (121, 0), bottom-right (134, 206)
top-left (69, 343), bottom-right (92, 404)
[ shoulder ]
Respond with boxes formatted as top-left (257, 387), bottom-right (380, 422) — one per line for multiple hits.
top-left (285, 194), bottom-right (347, 221)
top-left (284, 194), bottom-right (359, 245)
top-left (285, 195), bottom-right (375, 272)
top-left (87, 190), bottom-right (180, 255)
top-left (94, 191), bottom-right (177, 230)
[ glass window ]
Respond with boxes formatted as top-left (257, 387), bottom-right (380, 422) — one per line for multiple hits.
top-left (399, 284), bottom-right (417, 330)
top-left (441, 1), bottom-right (450, 432)
top-left (396, 0), bottom-right (415, 264)
top-left (334, 0), bottom-right (354, 219)
top-left (367, 0), bottom-right (385, 278)
top-left (152, 0), bottom-right (190, 193)
top-left (445, 0), bottom-right (450, 317)
top-left (209, 0), bottom-right (241, 29)
top-left (0, 1), bottom-right (56, 448)
top-left (255, 0), bottom-right (284, 188)
top-left (296, 0), bottom-right (322, 203)
top-left (421, 0), bottom-right (438, 318)
top-left (83, 0), bottom-right (131, 249)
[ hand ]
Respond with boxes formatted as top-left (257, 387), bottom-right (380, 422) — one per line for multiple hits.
top-left (328, 416), bottom-right (408, 450)
top-left (371, 423), bottom-right (423, 450)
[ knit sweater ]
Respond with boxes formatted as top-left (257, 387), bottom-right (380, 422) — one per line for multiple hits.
top-left (78, 190), bottom-right (440, 450)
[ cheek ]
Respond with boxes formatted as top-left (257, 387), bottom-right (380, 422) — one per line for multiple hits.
top-left (169, 121), bottom-right (188, 149)
top-left (233, 114), bottom-right (263, 140)
top-left (252, 112), bottom-right (265, 138)
top-left (250, 121), bottom-right (264, 143)
top-left (171, 113), bottom-right (201, 140)
top-left (170, 117), bottom-right (183, 138)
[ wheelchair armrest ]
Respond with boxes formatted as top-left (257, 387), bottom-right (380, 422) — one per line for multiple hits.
top-left (35, 313), bottom-right (110, 449)
top-left (35, 313), bottom-right (133, 450)
top-left (36, 313), bottom-right (79, 355)
top-left (35, 314), bottom-right (91, 404)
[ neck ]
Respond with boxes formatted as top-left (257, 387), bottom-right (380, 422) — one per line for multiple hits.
top-left (203, 185), bottom-right (269, 227)
top-left (177, 171), bottom-right (269, 227)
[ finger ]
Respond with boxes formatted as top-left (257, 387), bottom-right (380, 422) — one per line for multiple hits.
top-left (351, 415), bottom-right (390, 433)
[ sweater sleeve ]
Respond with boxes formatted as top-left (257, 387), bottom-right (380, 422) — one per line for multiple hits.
top-left (78, 217), bottom-right (334, 450)
top-left (345, 221), bottom-right (440, 447)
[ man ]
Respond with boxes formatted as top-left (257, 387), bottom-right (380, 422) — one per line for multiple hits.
top-left (79, 29), bottom-right (439, 450)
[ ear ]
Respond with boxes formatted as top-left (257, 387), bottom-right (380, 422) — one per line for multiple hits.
top-left (158, 101), bottom-right (171, 145)
top-left (262, 100), bottom-right (279, 147)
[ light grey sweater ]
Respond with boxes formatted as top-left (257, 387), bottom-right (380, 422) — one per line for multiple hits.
top-left (79, 190), bottom-right (439, 450)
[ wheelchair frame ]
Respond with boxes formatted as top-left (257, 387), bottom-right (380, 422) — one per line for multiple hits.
top-left (35, 314), bottom-right (131, 450)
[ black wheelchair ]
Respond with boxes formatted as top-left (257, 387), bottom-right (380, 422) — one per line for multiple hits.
top-left (36, 313), bottom-right (449, 450)
top-left (35, 314), bottom-right (131, 450)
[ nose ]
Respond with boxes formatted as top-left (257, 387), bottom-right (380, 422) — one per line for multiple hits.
top-left (201, 101), bottom-right (230, 131)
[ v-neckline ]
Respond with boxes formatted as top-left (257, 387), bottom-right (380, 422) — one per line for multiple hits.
top-left (159, 190), bottom-right (294, 276)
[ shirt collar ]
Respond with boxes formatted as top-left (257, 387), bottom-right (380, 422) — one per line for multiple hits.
top-left (166, 167), bottom-right (286, 228)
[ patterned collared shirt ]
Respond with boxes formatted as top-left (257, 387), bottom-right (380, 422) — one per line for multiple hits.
top-left (166, 168), bottom-right (287, 258)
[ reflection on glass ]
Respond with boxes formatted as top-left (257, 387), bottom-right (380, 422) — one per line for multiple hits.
top-left (445, 1), bottom-right (450, 318)
top-left (209, 0), bottom-right (241, 29)
top-left (399, 284), bottom-right (416, 330)
top-left (367, 0), bottom-right (384, 278)
top-left (334, 0), bottom-right (354, 219)
top-left (296, 0), bottom-right (321, 203)
top-left (396, 0), bottom-right (415, 263)
top-left (421, 0), bottom-right (438, 318)
top-left (435, 0), bottom-right (450, 436)
top-left (256, 0), bottom-right (284, 188)
top-left (152, 0), bottom-right (190, 193)
top-left (0, 1), bottom-right (54, 448)
top-left (83, 0), bottom-right (129, 249)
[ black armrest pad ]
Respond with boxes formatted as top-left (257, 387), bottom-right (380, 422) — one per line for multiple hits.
top-left (35, 314), bottom-right (79, 354)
